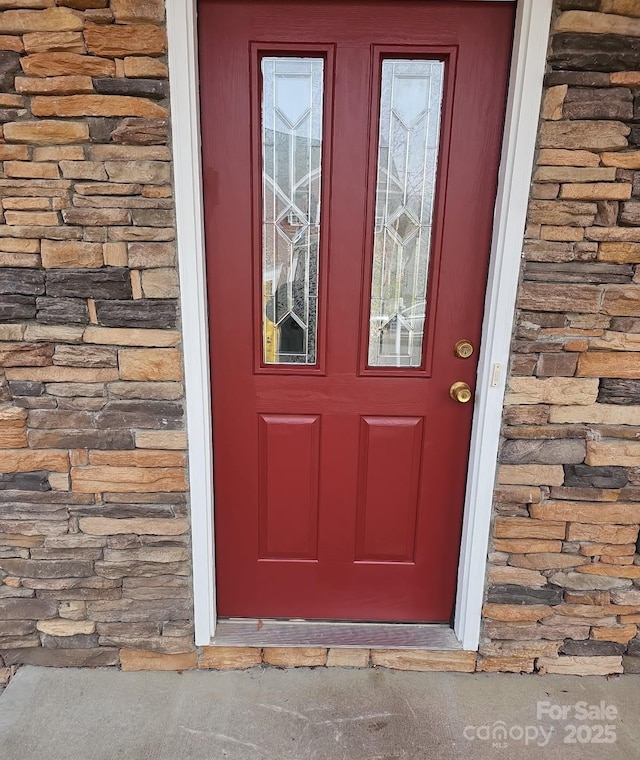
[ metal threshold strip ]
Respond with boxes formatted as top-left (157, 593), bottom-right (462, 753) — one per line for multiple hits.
top-left (210, 619), bottom-right (462, 650)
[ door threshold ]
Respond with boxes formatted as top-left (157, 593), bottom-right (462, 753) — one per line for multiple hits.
top-left (209, 619), bottom-right (462, 650)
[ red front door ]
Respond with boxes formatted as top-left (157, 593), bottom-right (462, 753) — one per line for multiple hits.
top-left (199, 1), bottom-right (514, 622)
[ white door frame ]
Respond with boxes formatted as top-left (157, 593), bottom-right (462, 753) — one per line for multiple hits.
top-left (167, 0), bottom-right (554, 648)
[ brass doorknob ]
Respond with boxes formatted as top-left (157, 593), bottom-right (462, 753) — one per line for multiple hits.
top-left (450, 381), bottom-right (472, 404)
top-left (454, 340), bottom-right (474, 359)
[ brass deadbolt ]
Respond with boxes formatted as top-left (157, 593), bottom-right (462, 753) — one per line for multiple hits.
top-left (450, 381), bottom-right (473, 404)
top-left (454, 340), bottom-right (474, 359)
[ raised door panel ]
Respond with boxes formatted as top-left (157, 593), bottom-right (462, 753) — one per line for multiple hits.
top-left (258, 414), bottom-right (320, 560)
top-left (355, 416), bottom-right (424, 562)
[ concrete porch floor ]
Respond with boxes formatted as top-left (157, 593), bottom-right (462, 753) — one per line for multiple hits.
top-left (1, 666), bottom-right (639, 759)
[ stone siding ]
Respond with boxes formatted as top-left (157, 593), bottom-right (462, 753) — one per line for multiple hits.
top-left (3, 0), bottom-right (640, 675)
top-left (482, 0), bottom-right (640, 676)
top-left (0, 0), bottom-right (193, 670)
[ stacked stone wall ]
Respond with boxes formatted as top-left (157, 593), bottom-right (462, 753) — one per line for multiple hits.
top-left (0, 0), bottom-right (192, 683)
top-left (482, 0), bottom-right (640, 676)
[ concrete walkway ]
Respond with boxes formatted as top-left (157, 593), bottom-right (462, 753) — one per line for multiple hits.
top-left (1, 666), bottom-right (639, 759)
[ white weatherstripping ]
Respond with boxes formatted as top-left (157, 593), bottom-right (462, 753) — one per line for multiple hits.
top-left (167, 0), bottom-right (553, 648)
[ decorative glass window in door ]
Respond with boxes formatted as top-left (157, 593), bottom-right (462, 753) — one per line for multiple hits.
top-left (261, 57), bottom-right (324, 365)
top-left (367, 59), bottom-right (445, 368)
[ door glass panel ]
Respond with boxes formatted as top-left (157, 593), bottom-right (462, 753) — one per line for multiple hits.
top-left (261, 57), bottom-right (324, 365)
top-left (367, 59), bottom-right (445, 368)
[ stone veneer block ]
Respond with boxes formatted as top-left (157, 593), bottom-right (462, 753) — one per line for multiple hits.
top-left (15, 74), bottom-right (93, 95)
top-left (501, 440), bottom-right (585, 465)
top-left (577, 563), bottom-right (640, 579)
top-left (539, 120), bottom-right (629, 151)
top-left (262, 647), bottom-right (327, 667)
top-left (0, 342), bottom-right (53, 367)
top-left (118, 348), bottom-right (183, 381)
top-left (549, 404), bottom-right (640, 424)
top-left (548, 571), bottom-right (632, 591)
top-left (586, 440), bottom-right (640, 466)
top-left (84, 23), bottom-right (167, 57)
top-left (476, 656), bottom-right (535, 673)
top-left (538, 148), bottom-right (600, 166)
top-left (79, 517), bottom-right (189, 535)
top-left (5, 367), bottom-right (118, 382)
top-left (479, 641), bottom-right (562, 659)
top-left (120, 649), bottom-right (197, 672)
top-left (493, 539), bottom-right (562, 554)
top-left (519, 282), bottom-right (602, 312)
top-left (486, 589), bottom-right (564, 609)
top-left (555, 10), bottom-right (640, 37)
top-left (505, 377), bottom-right (599, 405)
top-left (21, 52), bottom-right (116, 77)
top-left (135, 431), bottom-right (187, 450)
top-left (601, 150), bottom-right (640, 168)
top-left (22, 31), bottom-right (86, 55)
top-left (31, 95), bottom-right (168, 119)
top-left (482, 604), bottom-right (554, 623)
top-left (0, 268), bottom-right (45, 295)
top-left (598, 378), bottom-right (640, 404)
top-left (577, 352), bottom-right (640, 377)
top-left (0, 598), bottom-right (57, 620)
top-left (326, 648), bottom-right (371, 668)
top-left (509, 553), bottom-right (590, 570)
top-left (124, 56), bottom-right (168, 79)
top-left (3, 119), bottom-right (89, 144)
top-left (561, 182), bottom-right (632, 200)
top-left (534, 166), bottom-right (616, 182)
top-left (0, 8), bottom-right (83, 35)
top-left (494, 518), bottom-right (566, 540)
top-left (494, 484), bottom-right (542, 504)
top-left (0, 34), bottom-right (24, 53)
top-left (489, 566), bottom-right (547, 587)
top-left (36, 297), bottom-right (89, 325)
top-left (108, 381), bottom-right (182, 401)
top-left (528, 199), bottom-right (597, 226)
top-left (2, 448), bottom-right (68, 473)
top-left (36, 619), bottom-right (95, 636)
top-left (198, 646), bottom-right (262, 670)
top-left (84, 326), bottom-right (180, 347)
top-left (541, 84), bottom-right (567, 120)
top-left (531, 501), bottom-right (640, 523)
top-left (93, 299), bottom-right (177, 329)
top-left (537, 655), bottom-right (623, 676)
top-left (71, 466), bottom-right (187, 493)
top-left (41, 240), bottom-right (103, 269)
top-left (498, 464), bottom-right (565, 486)
top-left (3, 648), bottom-right (119, 668)
top-left (111, 0), bottom-right (166, 24)
top-left (87, 450), bottom-right (185, 467)
top-left (371, 650), bottom-right (476, 672)
top-left (24, 324), bottom-right (84, 342)
top-left (567, 523), bottom-right (639, 543)
top-left (45, 269), bottom-right (132, 300)
top-left (592, 625), bottom-right (637, 643)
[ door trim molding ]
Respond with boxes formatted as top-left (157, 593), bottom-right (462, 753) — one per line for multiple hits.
top-left (167, 0), bottom-right (553, 648)
top-left (453, 0), bottom-right (553, 650)
top-left (167, 0), bottom-right (215, 645)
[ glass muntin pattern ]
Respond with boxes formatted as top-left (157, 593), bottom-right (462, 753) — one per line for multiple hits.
top-left (367, 59), bottom-right (445, 368)
top-left (260, 56), bottom-right (324, 365)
